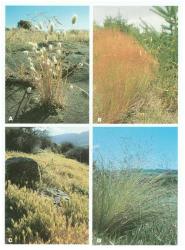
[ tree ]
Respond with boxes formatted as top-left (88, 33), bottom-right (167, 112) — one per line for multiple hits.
top-left (6, 128), bottom-right (50, 153)
top-left (151, 6), bottom-right (178, 35)
top-left (59, 142), bottom-right (74, 154)
top-left (17, 20), bottom-right (32, 30)
top-left (65, 146), bottom-right (89, 164)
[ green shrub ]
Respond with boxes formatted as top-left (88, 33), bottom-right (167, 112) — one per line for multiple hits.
top-left (65, 147), bottom-right (89, 164)
top-left (17, 20), bottom-right (32, 30)
top-left (59, 142), bottom-right (75, 154)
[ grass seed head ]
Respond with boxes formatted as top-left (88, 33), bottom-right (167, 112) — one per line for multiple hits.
top-left (49, 44), bottom-right (53, 51)
top-left (72, 15), bottom-right (78, 25)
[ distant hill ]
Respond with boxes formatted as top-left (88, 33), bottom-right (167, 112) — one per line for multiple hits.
top-left (143, 169), bottom-right (177, 175)
top-left (50, 132), bottom-right (89, 146)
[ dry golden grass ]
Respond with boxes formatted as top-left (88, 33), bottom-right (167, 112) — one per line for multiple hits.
top-left (6, 28), bottom-right (89, 48)
top-left (93, 29), bottom-right (158, 123)
top-left (6, 151), bottom-right (88, 244)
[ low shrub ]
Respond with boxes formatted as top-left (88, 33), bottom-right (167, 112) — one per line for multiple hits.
top-left (65, 147), bottom-right (89, 164)
top-left (59, 142), bottom-right (75, 154)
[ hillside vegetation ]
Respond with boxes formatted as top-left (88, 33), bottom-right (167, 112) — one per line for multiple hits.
top-left (5, 151), bottom-right (88, 244)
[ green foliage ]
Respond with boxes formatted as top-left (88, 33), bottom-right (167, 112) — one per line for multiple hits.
top-left (151, 6), bottom-right (178, 35)
top-left (65, 146), bottom-right (89, 164)
top-left (17, 20), bottom-right (32, 30)
top-left (6, 128), bottom-right (50, 153)
top-left (104, 15), bottom-right (141, 39)
top-left (59, 142), bottom-right (75, 153)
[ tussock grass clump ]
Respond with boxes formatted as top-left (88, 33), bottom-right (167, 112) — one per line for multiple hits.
top-left (24, 42), bottom-right (67, 107)
top-left (93, 165), bottom-right (177, 245)
top-left (93, 29), bottom-right (158, 123)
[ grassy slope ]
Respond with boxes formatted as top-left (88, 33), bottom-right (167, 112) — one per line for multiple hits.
top-left (5, 151), bottom-right (88, 244)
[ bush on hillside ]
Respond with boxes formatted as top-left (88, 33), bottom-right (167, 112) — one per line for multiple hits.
top-left (65, 147), bottom-right (89, 164)
top-left (59, 142), bottom-right (75, 154)
top-left (6, 128), bottom-right (50, 153)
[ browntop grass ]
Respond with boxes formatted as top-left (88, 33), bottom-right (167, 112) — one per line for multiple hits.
top-left (93, 29), bottom-right (158, 123)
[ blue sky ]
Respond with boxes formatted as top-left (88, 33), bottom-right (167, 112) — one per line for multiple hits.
top-left (6, 6), bottom-right (89, 30)
top-left (93, 127), bottom-right (178, 170)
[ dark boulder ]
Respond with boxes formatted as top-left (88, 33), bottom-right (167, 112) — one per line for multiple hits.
top-left (6, 157), bottom-right (41, 189)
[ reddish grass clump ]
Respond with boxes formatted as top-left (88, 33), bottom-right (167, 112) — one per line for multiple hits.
top-left (93, 29), bottom-right (158, 123)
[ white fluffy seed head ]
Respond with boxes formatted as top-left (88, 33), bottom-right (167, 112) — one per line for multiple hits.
top-left (57, 42), bottom-right (62, 48)
top-left (52, 56), bottom-right (57, 64)
top-left (46, 58), bottom-right (51, 65)
top-left (48, 44), bottom-right (53, 51)
top-left (79, 62), bottom-right (83, 67)
top-left (23, 50), bottom-right (29, 56)
top-left (30, 66), bottom-right (36, 72)
top-left (35, 77), bottom-right (40, 81)
top-left (27, 87), bottom-right (32, 93)
top-left (48, 22), bottom-right (54, 34)
top-left (29, 62), bottom-right (34, 68)
top-left (28, 42), bottom-right (38, 50)
top-left (56, 49), bottom-right (62, 56)
top-left (40, 47), bottom-right (46, 54)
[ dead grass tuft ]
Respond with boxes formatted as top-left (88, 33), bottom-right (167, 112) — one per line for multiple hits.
top-left (93, 29), bottom-right (158, 123)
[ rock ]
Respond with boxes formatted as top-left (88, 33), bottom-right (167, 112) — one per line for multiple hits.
top-left (40, 187), bottom-right (70, 205)
top-left (6, 157), bottom-right (41, 189)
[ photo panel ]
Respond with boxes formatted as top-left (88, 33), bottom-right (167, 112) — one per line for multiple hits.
top-left (93, 126), bottom-right (178, 245)
top-left (93, 6), bottom-right (178, 124)
top-left (5, 126), bottom-right (89, 244)
top-left (5, 5), bottom-right (89, 124)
